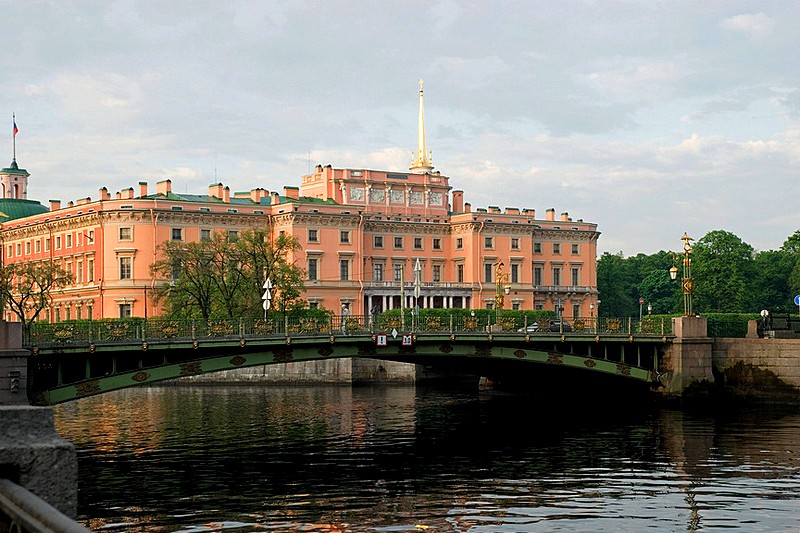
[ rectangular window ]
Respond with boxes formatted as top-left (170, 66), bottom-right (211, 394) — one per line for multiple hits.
top-left (87, 259), bottom-right (94, 282)
top-left (119, 227), bottom-right (132, 241)
top-left (571, 243), bottom-right (579, 255)
top-left (55, 236), bottom-right (61, 250)
top-left (573, 304), bottom-right (581, 318)
top-left (308, 258), bottom-right (318, 281)
top-left (484, 237), bottom-right (493, 249)
top-left (457, 264), bottom-right (464, 283)
top-left (119, 256), bottom-right (133, 280)
top-left (432, 265), bottom-right (441, 282)
top-left (15, 243), bottom-right (21, 256)
top-left (572, 267), bottom-right (580, 286)
top-left (534, 266), bottom-right (542, 286)
top-left (394, 236), bottom-right (403, 249)
top-left (456, 238), bottom-right (463, 250)
top-left (511, 238), bottom-right (520, 250)
top-left (533, 242), bottom-right (541, 254)
top-left (553, 267), bottom-right (562, 286)
top-left (65, 234), bottom-right (72, 248)
top-left (308, 229), bottom-right (318, 243)
top-left (374, 235), bottom-right (383, 248)
top-left (35, 240), bottom-right (41, 253)
top-left (44, 238), bottom-right (50, 252)
top-left (414, 237), bottom-right (423, 250)
top-left (171, 260), bottom-right (181, 281)
top-left (119, 303), bottom-right (132, 319)
top-left (172, 228), bottom-right (183, 241)
top-left (432, 238), bottom-right (441, 250)
top-left (25, 242), bottom-right (31, 255)
top-left (484, 263), bottom-right (493, 283)
top-left (227, 230), bottom-right (238, 241)
top-left (340, 231), bottom-right (350, 244)
top-left (200, 229), bottom-right (211, 241)
top-left (76, 261), bottom-right (83, 283)
top-left (373, 263), bottom-right (383, 281)
top-left (511, 263), bottom-right (519, 284)
top-left (553, 243), bottom-right (561, 254)
top-left (6, 245), bottom-right (11, 257)
top-left (339, 259), bottom-right (349, 280)
top-left (393, 264), bottom-right (403, 282)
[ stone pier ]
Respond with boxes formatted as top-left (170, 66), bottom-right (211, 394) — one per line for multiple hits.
top-left (660, 316), bottom-right (714, 399)
top-left (0, 321), bottom-right (80, 518)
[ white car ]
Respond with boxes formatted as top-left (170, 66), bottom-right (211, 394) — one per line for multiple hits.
top-left (517, 323), bottom-right (540, 333)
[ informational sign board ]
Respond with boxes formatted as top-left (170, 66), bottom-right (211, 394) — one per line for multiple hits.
top-left (376, 334), bottom-right (388, 346)
top-left (402, 334), bottom-right (413, 346)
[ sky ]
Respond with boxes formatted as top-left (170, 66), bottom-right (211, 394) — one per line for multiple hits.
top-left (2, 1), bottom-right (799, 257)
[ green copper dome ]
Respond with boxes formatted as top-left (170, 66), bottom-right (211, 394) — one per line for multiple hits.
top-left (0, 198), bottom-right (48, 222)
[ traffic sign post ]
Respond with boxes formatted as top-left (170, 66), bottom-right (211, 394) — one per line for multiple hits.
top-left (794, 295), bottom-right (800, 315)
top-left (262, 278), bottom-right (273, 319)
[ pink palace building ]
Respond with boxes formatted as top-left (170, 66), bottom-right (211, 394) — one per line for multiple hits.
top-left (0, 84), bottom-right (600, 321)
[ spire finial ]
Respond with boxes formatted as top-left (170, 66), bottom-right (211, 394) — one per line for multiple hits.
top-left (410, 80), bottom-right (433, 173)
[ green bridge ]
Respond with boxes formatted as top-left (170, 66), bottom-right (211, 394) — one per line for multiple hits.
top-left (24, 315), bottom-right (674, 405)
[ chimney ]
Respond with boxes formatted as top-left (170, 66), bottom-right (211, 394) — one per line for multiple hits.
top-left (250, 188), bottom-right (268, 202)
top-left (139, 181), bottom-right (148, 197)
top-left (115, 192), bottom-right (122, 199)
top-left (452, 190), bottom-right (464, 213)
top-left (546, 208), bottom-right (555, 221)
top-left (464, 202), bottom-right (471, 213)
top-left (99, 188), bottom-right (111, 201)
top-left (271, 192), bottom-right (280, 205)
top-left (284, 186), bottom-right (300, 200)
top-left (49, 200), bottom-right (61, 211)
top-left (522, 208), bottom-right (535, 217)
top-left (123, 188), bottom-right (135, 200)
top-left (156, 179), bottom-right (172, 196)
top-left (223, 186), bottom-right (230, 203)
top-left (208, 183), bottom-right (224, 199)
top-left (560, 212), bottom-right (570, 221)
top-left (77, 197), bottom-right (91, 206)
top-left (505, 207), bottom-right (520, 215)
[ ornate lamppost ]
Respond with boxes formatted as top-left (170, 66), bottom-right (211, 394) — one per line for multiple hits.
top-left (494, 261), bottom-right (511, 321)
top-left (669, 232), bottom-right (694, 316)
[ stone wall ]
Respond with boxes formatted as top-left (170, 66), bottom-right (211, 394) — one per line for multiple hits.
top-left (712, 337), bottom-right (800, 402)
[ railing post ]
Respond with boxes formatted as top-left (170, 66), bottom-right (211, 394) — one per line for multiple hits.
top-left (449, 314), bottom-right (453, 333)
top-left (284, 315), bottom-right (289, 336)
top-left (239, 318), bottom-right (244, 338)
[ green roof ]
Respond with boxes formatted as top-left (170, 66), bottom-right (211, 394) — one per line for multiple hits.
top-left (0, 198), bottom-right (48, 222)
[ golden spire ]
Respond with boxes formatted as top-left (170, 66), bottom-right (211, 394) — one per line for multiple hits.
top-left (410, 79), bottom-right (434, 173)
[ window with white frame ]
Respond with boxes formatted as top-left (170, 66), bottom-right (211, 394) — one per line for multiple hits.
top-left (119, 227), bottom-right (132, 241)
top-left (119, 256), bottom-right (133, 280)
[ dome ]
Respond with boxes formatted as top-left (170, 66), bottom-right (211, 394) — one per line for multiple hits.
top-left (0, 198), bottom-right (48, 222)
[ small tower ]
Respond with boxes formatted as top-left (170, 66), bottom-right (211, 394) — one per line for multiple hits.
top-left (0, 159), bottom-right (29, 199)
top-left (409, 79), bottom-right (434, 174)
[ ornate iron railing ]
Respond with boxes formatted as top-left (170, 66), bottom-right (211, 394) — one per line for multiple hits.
top-left (24, 315), bottom-right (673, 347)
top-left (0, 479), bottom-right (92, 533)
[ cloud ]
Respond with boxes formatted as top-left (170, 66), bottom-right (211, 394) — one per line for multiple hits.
top-left (719, 12), bottom-right (775, 41)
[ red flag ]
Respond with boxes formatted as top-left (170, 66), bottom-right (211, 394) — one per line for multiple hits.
top-left (13, 120), bottom-right (18, 136)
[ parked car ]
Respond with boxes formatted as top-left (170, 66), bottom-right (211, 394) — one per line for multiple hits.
top-left (517, 323), bottom-right (540, 333)
top-left (548, 320), bottom-right (573, 332)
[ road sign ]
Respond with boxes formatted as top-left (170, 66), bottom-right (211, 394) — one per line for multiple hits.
top-left (376, 334), bottom-right (387, 346)
top-left (794, 295), bottom-right (800, 306)
top-left (402, 334), bottom-right (412, 346)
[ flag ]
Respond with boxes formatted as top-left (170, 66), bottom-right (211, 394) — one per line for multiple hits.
top-left (13, 120), bottom-right (18, 136)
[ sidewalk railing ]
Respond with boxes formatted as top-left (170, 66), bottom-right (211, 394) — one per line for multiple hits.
top-left (0, 479), bottom-right (92, 533)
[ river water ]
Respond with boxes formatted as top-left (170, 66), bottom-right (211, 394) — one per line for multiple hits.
top-left (53, 384), bottom-right (800, 532)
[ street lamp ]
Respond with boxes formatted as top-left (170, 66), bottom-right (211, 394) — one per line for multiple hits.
top-left (639, 297), bottom-right (644, 321)
top-left (647, 303), bottom-right (652, 315)
top-left (494, 261), bottom-right (511, 320)
top-left (669, 232), bottom-right (694, 316)
top-left (413, 258), bottom-right (422, 331)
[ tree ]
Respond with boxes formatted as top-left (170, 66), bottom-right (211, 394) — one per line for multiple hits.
top-left (692, 230), bottom-right (754, 313)
top-left (596, 252), bottom-right (637, 317)
top-left (0, 261), bottom-right (73, 332)
top-left (151, 227), bottom-right (307, 320)
top-left (151, 240), bottom-right (217, 320)
top-left (751, 250), bottom-right (793, 312)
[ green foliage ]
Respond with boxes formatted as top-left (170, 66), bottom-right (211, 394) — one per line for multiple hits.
top-left (0, 260), bottom-right (73, 330)
top-left (693, 230), bottom-right (754, 313)
top-left (150, 227), bottom-right (306, 320)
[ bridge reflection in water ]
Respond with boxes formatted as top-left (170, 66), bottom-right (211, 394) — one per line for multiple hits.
top-left (25, 314), bottom-right (673, 405)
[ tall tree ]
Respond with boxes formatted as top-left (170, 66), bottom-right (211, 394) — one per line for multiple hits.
top-left (151, 240), bottom-right (216, 320)
top-left (596, 252), bottom-right (637, 317)
top-left (692, 230), bottom-right (754, 313)
top-left (0, 261), bottom-right (73, 333)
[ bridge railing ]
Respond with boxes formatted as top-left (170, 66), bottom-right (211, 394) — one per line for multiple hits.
top-left (24, 314), bottom-right (673, 347)
top-left (0, 479), bottom-right (92, 533)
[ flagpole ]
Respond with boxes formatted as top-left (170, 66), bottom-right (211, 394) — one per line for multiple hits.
top-left (12, 113), bottom-right (16, 162)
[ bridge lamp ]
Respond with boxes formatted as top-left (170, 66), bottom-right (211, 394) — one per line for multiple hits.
top-left (668, 233), bottom-right (694, 316)
top-left (647, 303), bottom-right (652, 315)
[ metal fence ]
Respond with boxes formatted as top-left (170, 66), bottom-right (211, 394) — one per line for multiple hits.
top-left (25, 314), bottom-right (673, 347)
top-left (0, 479), bottom-right (92, 533)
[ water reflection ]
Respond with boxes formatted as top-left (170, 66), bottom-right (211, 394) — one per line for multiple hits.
top-left (53, 386), bottom-right (800, 532)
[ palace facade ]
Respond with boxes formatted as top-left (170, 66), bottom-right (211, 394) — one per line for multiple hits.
top-left (0, 85), bottom-right (599, 321)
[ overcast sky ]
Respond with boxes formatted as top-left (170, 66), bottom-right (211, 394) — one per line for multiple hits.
top-left (2, 1), bottom-right (799, 257)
